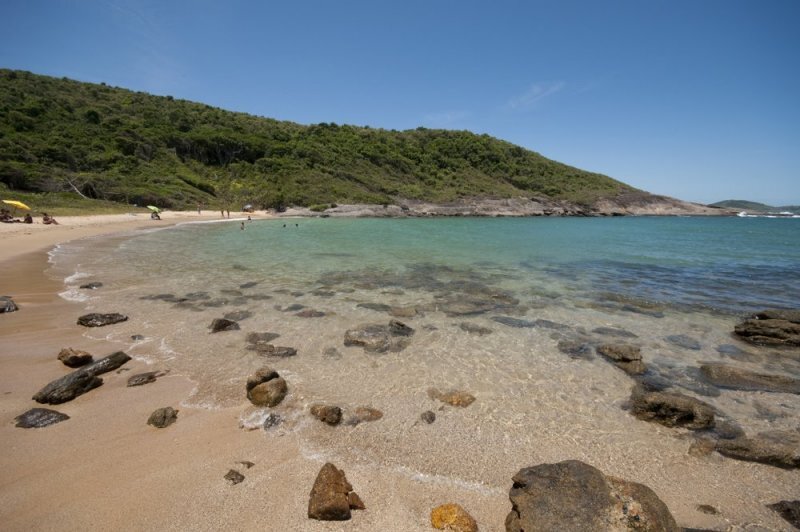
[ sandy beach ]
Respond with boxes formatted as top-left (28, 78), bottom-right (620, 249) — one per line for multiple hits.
top-left (1, 212), bottom-right (796, 531)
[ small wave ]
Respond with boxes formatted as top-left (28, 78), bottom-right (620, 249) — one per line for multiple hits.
top-left (58, 287), bottom-right (90, 302)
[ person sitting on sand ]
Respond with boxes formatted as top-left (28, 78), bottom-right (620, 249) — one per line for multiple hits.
top-left (42, 213), bottom-right (59, 225)
top-left (23, 213), bottom-right (32, 224)
top-left (150, 211), bottom-right (161, 220)
top-left (0, 209), bottom-right (13, 223)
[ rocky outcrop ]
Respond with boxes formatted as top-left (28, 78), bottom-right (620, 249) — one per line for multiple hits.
top-left (734, 310), bottom-right (800, 347)
top-left (597, 344), bottom-right (646, 375)
top-left (147, 406), bottom-right (178, 428)
top-left (699, 363), bottom-right (800, 394)
top-left (15, 408), bottom-right (70, 428)
top-left (629, 387), bottom-right (715, 429)
top-left (209, 318), bottom-right (240, 333)
top-left (505, 460), bottom-right (679, 532)
top-left (57, 347), bottom-right (93, 368)
top-left (431, 503), bottom-right (478, 532)
top-left (428, 388), bottom-right (476, 407)
top-left (1, 295), bottom-right (19, 313)
top-left (715, 430), bottom-right (800, 469)
top-left (344, 320), bottom-right (414, 352)
top-left (33, 351), bottom-right (131, 404)
top-left (246, 367), bottom-right (288, 407)
top-left (308, 463), bottom-right (364, 521)
top-left (77, 313), bottom-right (128, 327)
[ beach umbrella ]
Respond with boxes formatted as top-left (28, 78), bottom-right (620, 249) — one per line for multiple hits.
top-left (2, 199), bottom-right (31, 211)
top-left (146, 205), bottom-right (161, 213)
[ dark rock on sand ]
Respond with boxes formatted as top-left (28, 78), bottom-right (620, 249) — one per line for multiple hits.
top-left (491, 316), bottom-right (536, 328)
top-left (421, 410), bottom-right (436, 424)
top-left (430, 503), bottom-right (478, 532)
top-left (246, 332), bottom-right (280, 344)
top-left (209, 318), bottom-right (240, 333)
top-left (296, 309), bottom-right (326, 318)
top-left (459, 322), bottom-right (493, 336)
top-left (768, 500), bottom-right (800, 529)
top-left (557, 340), bottom-right (594, 360)
top-left (224, 469), bottom-right (245, 485)
top-left (77, 313), bottom-right (128, 327)
top-left (428, 388), bottom-right (476, 407)
top-left (715, 430), bottom-right (800, 469)
top-left (249, 343), bottom-right (297, 358)
top-left (630, 386), bottom-right (715, 430)
top-left (505, 460), bottom-right (679, 532)
top-left (263, 413), bottom-right (283, 430)
top-left (33, 351), bottom-right (131, 404)
top-left (147, 406), bottom-right (178, 428)
top-left (57, 347), bottom-right (93, 368)
top-left (127, 371), bottom-right (159, 387)
top-left (734, 310), bottom-right (800, 347)
top-left (246, 367), bottom-right (288, 407)
top-left (665, 334), bottom-right (702, 350)
top-left (310, 404), bottom-right (343, 426)
top-left (699, 363), bottom-right (800, 394)
top-left (308, 462), bottom-right (364, 521)
top-left (15, 408), bottom-right (70, 428)
top-left (592, 327), bottom-right (638, 338)
top-left (0, 295), bottom-right (18, 313)
top-left (79, 282), bottom-right (103, 289)
top-left (344, 321), bottom-right (414, 352)
top-left (131, 334), bottom-right (145, 341)
top-left (597, 344), bottom-right (646, 375)
top-left (223, 310), bottom-right (252, 321)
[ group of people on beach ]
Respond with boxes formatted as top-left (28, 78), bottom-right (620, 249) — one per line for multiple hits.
top-left (0, 209), bottom-right (57, 224)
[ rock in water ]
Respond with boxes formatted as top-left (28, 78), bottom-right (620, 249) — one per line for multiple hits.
top-left (127, 371), bottom-right (159, 387)
top-left (79, 282), bottom-right (103, 289)
top-left (665, 334), bottom-right (702, 350)
top-left (147, 407), bottom-right (178, 428)
top-left (0, 295), bottom-right (19, 313)
top-left (734, 309), bottom-right (800, 347)
top-left (431, 503), bottom-right (478, 532)
top-left (77, 313), bottom-right (128, 327)
top-left (428, 388), bottom-right (476, 407)
top-left (597, 344), bottom-right (646, 375)
top-left (308, 463), bottom-right (364, 521)
top-left (699, 363), bottom-right (800, 394)
top-left (57, 347), bottom-right (93, 368)
top-left (344, 320), bottom-right (414, 352)
top-left (715, 430), bottom-right (800, 469)
top-left (310, 404), bottom-right (343, 426)
top-left (505, 460), bottom-right (679, 532)
top-left (768, 500), bottom-right (800, 529)
top-left (246, 367), bottom-right (287, 407)
top-left (33, 351), bottom-right (131, 404)
top-left (629, 387), bottom-right (715, 430)
top-left (209, 318), bottom-right (240, 333)
top-left (15, 408), bottom-right (70, 428)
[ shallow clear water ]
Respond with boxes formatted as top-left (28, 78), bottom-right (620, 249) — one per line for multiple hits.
top-left (49, 216), bottom-right (800, 516)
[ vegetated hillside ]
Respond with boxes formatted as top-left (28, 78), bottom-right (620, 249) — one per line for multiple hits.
top-left (0, 69), bottom-right (636, 210)
top-left (711, 200), bottom-right (800, 214)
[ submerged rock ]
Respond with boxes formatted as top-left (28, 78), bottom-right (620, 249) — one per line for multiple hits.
top-left (127, 371), bottom-right (159, 387)
top-left (699, 363), bottom-right (800, 394)
top-left (33, 351), bottom-right (131, 404)
top-left (357, 302), bottom-right (391, 312)
top-left (310, 404), bottom-right (343, 426)
top-left (79, 282), bottom-right (103, 290)
top-left (557, 340), bottom-right (594, 360)
top-left (0, 295), bottom-right (19, 313)
top-left (459, 322), bottom-right (493, 336)
top-left (308, 463), bottom-right (364, 521)
top-left (57, 347), bottom-right (93, 368)
top-left (715, 430), bottom-right (800, 469)
top-left (597, 344), bottom-right (646, 375)
top-left (209, 318), bottom-right (240, 333)
top-left (15, 408), bottom-right (70, 428)
top-left (665, 334), bottom-right (702, 350)
top-left (491, 316), bottom-right (536, 328)
top-left (246, 331), bottom-right (280, 344)
top-left (77, 313), bottom-right (128, 327)
top-left (147, 406), bottom-right (178, 428)
top-left (389, 306), bottom-right (417, 318)
top-left (430, 503), bottom-right (478, 532)
top-left (296, 309), bottom-right (326, 318)
top-left (428, 388), bottom-right (476, 407)
top-left (246, 367), bottom-right (287, 407)
top-left (734, 310), bottom-right (800, 347)
top-left (629, 386), bottom-right (715, 430)
top-left (248, 343), bottom-right (297, 358)
top-left (347, 407), bottom-right (383, 425)
top-left (505, 460), bottom-right (679, 532)
top-left (223, 310), bottom-right (252, 321)
top-left (592, 327), bottom-right (638, 338)
top-left (344, 320), bottom-right (414, 352)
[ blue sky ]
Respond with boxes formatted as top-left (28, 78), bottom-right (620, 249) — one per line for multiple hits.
top-left (2, 0), bottom-right (798, 205)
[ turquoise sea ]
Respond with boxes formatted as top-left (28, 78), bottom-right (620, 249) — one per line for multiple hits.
top-left (49, 216), bottom-right (800, 519)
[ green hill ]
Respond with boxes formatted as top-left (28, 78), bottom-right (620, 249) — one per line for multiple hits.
top-left (711, 200), bottom-right (800, 214)
top-left (0, 69), bottom-right (635, 210)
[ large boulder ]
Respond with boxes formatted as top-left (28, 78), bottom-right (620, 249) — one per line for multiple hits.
top-left (734, 310), bottom-right (800, 347)
top-left (245, 367), bottom-right (287, 407)
top-left (77, 313), bottom-right (128, 327)
top-left (699, 363), bottom-right (800, 394)
top-left (308, 463), bottom-right (364, 521)
top-left (505, 460), bottom-right (679, 531)
top-left (629, 387), bottom-right (715, 430)
top-left (33, 351), bottom-right (131, 404)
top-left (0, 295), bottom-right (18, 313)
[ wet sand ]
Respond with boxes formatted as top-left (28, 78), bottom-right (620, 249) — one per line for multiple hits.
top-left (0, 213), bottom-right (796, 531)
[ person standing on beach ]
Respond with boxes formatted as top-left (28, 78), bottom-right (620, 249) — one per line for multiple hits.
top-left (197, 203), bottom-right (201, 215)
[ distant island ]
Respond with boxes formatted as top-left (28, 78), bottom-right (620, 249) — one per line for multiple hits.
top-left (0, 69), bottom-right (720, 216)
top-left (710, 200), bottom-right (800, 215)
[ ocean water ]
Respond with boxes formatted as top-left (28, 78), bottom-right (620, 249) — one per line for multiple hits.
top-left (48, 216), bottom-right (800, 516)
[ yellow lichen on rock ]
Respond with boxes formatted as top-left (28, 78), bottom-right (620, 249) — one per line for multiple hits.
top-left (430, 503), bottom-right (478, 531)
